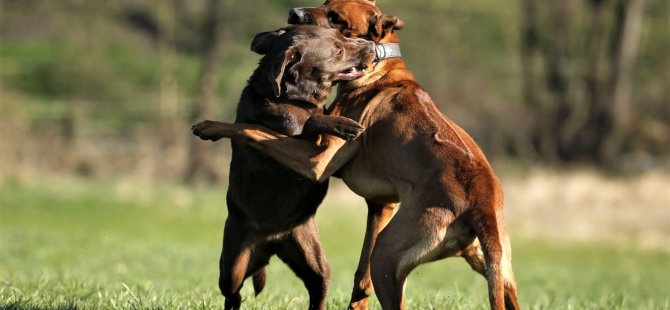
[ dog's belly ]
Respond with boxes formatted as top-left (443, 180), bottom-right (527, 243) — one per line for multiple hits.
top-left (338, 158), bottom-right (398, 204)
top-left (228, 144), bottom-right (327, 232)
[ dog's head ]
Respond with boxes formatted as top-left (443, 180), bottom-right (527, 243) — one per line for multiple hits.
top-left (287, 0), bottom-right (404, 43)
top-left (252, 25), bottom-right (375, 105)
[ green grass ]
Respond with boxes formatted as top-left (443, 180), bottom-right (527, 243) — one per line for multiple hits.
top-left (1, 178), bottom-right (669, 309)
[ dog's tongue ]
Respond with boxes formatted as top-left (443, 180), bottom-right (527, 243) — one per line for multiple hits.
top-left (339, 67), bottom-right (365, 80)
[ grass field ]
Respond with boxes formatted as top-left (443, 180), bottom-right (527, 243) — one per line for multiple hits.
top-left (1, 177), bottom-right (669, 309)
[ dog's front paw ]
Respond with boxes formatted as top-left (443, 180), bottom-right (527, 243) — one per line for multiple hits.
top-left (192, 120), bottom-right (224, 142)
top-left (329, 117), bottom-right (365, 141)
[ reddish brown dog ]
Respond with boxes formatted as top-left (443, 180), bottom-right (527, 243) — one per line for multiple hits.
top-left (193, 1), bottom-right (520, 309)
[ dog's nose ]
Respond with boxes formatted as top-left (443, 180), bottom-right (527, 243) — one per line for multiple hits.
top-left (288, 8), bottom-right (310, 24)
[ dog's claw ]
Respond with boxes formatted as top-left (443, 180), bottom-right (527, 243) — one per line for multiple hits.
top-left (337, 129), bottom-right (363, 141)
top-left (331, 118), bottom-right (365, 140)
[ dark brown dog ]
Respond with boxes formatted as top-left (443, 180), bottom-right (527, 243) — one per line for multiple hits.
top-left (193, 1), bottom-right (521, 310)
top-left (192, 24), bottom-right (375, 310)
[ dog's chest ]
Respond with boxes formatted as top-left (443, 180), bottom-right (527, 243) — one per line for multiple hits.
top-left (228, 144), bottom-right (327, 229)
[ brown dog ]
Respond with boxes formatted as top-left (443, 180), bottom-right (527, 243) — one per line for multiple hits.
top-left (193, 25), bottom-right (375, 310)
top-left (193, 1), bottom-right (521, 309)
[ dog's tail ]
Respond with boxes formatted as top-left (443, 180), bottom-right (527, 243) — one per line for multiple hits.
top-left (252, 267), bottom-right (267, 296)
top-left (469, 174), bottom-right (518, 310)
top-left (471, 207), bottom-right (505, 309)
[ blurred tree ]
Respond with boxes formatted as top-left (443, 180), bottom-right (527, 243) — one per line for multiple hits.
top-left (1, 0), bottom-right (667, 180)
top-left (157, 0), bottom-right (179, 121)
top-left (520, 0), bottom-right (648, 166)
top-left (602, 0), bottom-right (647, 164)
top-left (185, 0), bottom-right (225, 182)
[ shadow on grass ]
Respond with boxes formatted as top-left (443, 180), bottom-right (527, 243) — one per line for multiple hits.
top-left (0, 301), bottom-right (79, 310)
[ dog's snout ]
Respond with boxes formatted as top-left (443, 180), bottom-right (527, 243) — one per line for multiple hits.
top-left (288, 8), bottom-right (313, 25)
top-left (288, 8), bottom-right (302, 23)
top-left (349, 38), bottom-right (374, 53)
top-left (360, 40), bottom-right (375, 54)
top-left (353, 38), bottom-right (370, 46)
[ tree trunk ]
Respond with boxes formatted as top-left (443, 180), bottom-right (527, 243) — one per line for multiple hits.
top-left (518, 0), bottom-right (648, 165)
top-left (600, 0), bottom-right (647, 164)
top-left (532, 0), bottom-right (574, 161)
top-left (185, 0), bottom-right (224, 183)
top-left (560, 0), bottom-right (608, 160)
top-left (519, 0), bottom-right (543, 162)
top-left (158, 0), bottom-right (179, 121)
top-left (520, 0), bottom-right (539, 110)
top-left (154, 0), bottom-right (181, 180)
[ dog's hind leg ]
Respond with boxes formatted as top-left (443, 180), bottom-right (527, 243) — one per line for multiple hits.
top-left (276, 217), bottom-right (330, 310)
top-left (349, 201), bottom-right (397, 310)
top-left (460, 232), bottom-right (519, 309)
top-left (218, 215), bottom-right (247, 310)
top-left (370, 203), bottom-right (455, 310)
top-left (251, 267), bottom-right (267, 296)
top-left (218, 214), bottom-right (272, 310)
top-left (467, 193), bottom-right (519, 310)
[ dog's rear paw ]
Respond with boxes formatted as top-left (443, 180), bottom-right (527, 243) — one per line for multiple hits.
top-left (192, 120), bottom-right (223, 142)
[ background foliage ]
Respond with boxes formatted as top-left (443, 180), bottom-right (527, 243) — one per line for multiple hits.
top-left (1, 0), bottom-right (668, 181)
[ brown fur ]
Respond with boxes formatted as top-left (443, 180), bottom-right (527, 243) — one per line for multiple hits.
top-left (192, 25), bottom-right (375, 310)
top-left (193, 1), bottom-right (520, 309)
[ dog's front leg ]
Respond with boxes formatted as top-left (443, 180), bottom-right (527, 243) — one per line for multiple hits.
top-left (349, 201), bottom-right (397, 310)
top-left (192, 120), bottom-right (254, 142)
top-left (192, 120), bottom-right (357, 183)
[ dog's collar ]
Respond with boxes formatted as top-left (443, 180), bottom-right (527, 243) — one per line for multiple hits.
top-left (374, 43), bottom-right (402, 61)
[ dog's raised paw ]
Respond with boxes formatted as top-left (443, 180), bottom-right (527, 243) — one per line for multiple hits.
top-left (327, 117), bottom-right (365, 140)
top-left (191, 121), bottom-right (222, 141)
top-left (337, 123), bottom-right (365, 140)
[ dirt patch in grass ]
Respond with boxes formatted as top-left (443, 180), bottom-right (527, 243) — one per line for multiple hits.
top-left (323, 168), bottom-right (670, 251)
top-left (503, 169), bottom-right (669, 250)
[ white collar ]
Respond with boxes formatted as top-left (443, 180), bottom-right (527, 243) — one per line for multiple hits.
top-left (375, 43), bottom-right (402, 61)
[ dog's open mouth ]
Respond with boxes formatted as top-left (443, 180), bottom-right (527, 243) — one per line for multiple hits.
top-left (336, 66), bottom-right (366, 81)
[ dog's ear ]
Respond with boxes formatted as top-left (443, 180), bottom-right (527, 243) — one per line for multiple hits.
top-left (251, 29), bottom-right (286, 55)
top-left (369, 14), bottom-right (404, 41)
top-left (269, 45), bottom-right (301, 97)
top-left (381, 14), bottom-right (404, 31)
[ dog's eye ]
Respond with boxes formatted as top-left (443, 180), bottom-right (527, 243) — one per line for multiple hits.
top-left (334, 42), bottom-right (343, 56)
top-left (327, 12), bottom-right (346, 27)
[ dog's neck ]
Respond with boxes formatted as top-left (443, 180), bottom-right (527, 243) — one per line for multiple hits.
top-left (247, 77), bottom-right (327, 111)
top-left (374, 33), bottom-right (402, 61)
top-left (248, 86), bottom-right (325, 109)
